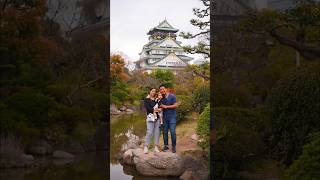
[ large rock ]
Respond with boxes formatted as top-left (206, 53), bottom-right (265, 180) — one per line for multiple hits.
top-left (53, 150), bottom-right (75, 159)
top-left (64, 140), bottom-right (85, 153)
top-left (122, 149), bottom-right (134, 165)
top-left (180, 169), bottom-right (209, 180)
top-left (119, 106), bottom-right (127, 111)
top-left (27, 140), bottom-right (53, 156)
top-left (121, 148), bottom-right (185, 177)
top-left (110, 104), bottom-right (121, 115)
top-left (125, 108), bottom-right (134, 114)
top-left (181, 154), bottom-right (209, 180)
top-left (191, 134), bottom-right (199, 141)
top-left (0, 153), bottom-right (35, 168)
top-left (180, 170), bottom-right (196, 180)
top-left (21, 154), bottom-right (34, 161)
top-left (126, 136), bottom-right (141, 149)
top-left (28, 146), bottom-right (47, 156)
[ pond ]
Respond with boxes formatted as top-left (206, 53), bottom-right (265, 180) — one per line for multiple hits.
top-left (110, 113), bottom-right (179, 180)
top-left (110, 113), bottom-right (145, 180)
top-left (0, 113), bottom-right (178, 180)
top-left (0, 151), bottom-right (108, 180)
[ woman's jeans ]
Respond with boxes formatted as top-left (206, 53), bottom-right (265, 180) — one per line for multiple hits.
top-left (163, 117), bottom-right (176, 148)
top-left (145, 119), bottom-right (160, 146)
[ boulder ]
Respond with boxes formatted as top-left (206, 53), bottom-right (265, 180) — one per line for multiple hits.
top-left (21, 154), bottom-right (34, 161)
top-left (119, 106), bottom-right (127, 111)
top-left (0, 153), bottom-right (35, 168)
top-left (53, 150), bottom-right (75, 159)
top-left (27, 140), bottom-right (53, 156)
top-left (28, 146), bottom-right (47, 156)
top-left (121, 148), bottom-right (185, 177)
top-left (123, 149), bottom-right (134, 165)
top-left (64, 140), bottom-right (85, 153)
top-left (126, 108), bottom-right (134, 114)
top-left (182, 154), bottom-right (209, 180)
top-left (180, 170), bottom-right (196, 180)
top-left (191, 134), bottom-right (199, 141)
top-left (111, 104), bottom-right (121, 115)
top-left (123, 164), bottom-right (138, 176)
top-left (126, 136), bottom-right (141, 149)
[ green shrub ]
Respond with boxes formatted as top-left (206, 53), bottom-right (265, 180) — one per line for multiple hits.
top-left (176, 95), bottom-right (193, 122)
top-left (54, 105), bottom-right (93, 134)
top-left (150, 69), bottom-right (174, 83)
top-left (214, 107), bottom-right (265, 179)
top-left (5, 92), bottom-right (57, 129)
top-left (192, 84), bottom-right (210, 113)
top-left (111, 80), bottom-right (129, 105)
top-left (196, 103), bottom-right (210, 151)
top-left (71, 122), bottom-right (96, 144)
top-left (266, 64), bottom-right (320, 164)
top-left (285, 132), bottom-right (320, 180)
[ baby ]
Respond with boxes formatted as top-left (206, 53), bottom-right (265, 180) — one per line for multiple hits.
top-left (153, 92), bottom-right (164, 125)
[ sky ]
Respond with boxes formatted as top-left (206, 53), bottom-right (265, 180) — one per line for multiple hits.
top-left (110, 0), bottom-right (207, 62)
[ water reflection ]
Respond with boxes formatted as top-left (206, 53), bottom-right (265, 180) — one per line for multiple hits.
top-left (110, 113), bottom-right (146, 164)
top-left (0, 152), bottom-right (108, 180)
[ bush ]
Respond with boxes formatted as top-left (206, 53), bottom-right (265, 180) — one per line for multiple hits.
top-left (54, 105), bottom-right (93, 134)
top-left (192, 84), bottom-right (210, 113)
top-left (196, 103), bottom-right (210, 151)
top-left (71, 122), bottom-right (96, 144)
top-left (266, 64), bottom-right (320, 164)
top-left (111, 80), bottom-right (129, 104)
top-left (150, 69), bottom-right (174, 83)
top-left (5, 92), bottom-right (57, 129)
top-left (214, 107), bottom-right (265, 179)
top-left (285, 132), bottom-right (320, 180)
top-left (176, 95), bottom-right (193, 122)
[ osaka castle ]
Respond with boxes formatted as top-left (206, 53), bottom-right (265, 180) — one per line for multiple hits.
top-left (135, 19), bottom-right (193, 73)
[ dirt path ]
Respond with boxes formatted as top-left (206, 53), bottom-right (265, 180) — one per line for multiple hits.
top-left (158, 112), bottom-right (201, 154)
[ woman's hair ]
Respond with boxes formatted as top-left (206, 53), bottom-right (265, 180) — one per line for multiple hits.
top-left (149, 87), bottom-right (156, 93)
top-left (148, 88), bottom-right (156, 98)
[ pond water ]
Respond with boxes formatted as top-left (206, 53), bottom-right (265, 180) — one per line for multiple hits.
top-left (0, 151), bottom-right (108, 180)
top-left (110, 113), bottom-right (179, 180)
top-left (0, 113), bottom-right (178, 180)
top-left (110, 113), bottom-right (145, 180)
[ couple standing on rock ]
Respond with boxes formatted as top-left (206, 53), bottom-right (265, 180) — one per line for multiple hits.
top-left (144, 84), bottom-right (178, 154)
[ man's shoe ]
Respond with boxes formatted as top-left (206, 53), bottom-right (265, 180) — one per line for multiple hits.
top-left (163, 146), bottom-right (169, 151)
top-left (144, 146), bottom-right (148, 154)
top-left (172, 147), bottom-right (176, 153)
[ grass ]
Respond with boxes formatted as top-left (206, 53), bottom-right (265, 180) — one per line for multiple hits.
top-left (153, 112), bottom-right (201, 153)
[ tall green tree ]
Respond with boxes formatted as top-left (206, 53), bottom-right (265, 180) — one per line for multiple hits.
top-left (241, 0), bottom-right (320, 60)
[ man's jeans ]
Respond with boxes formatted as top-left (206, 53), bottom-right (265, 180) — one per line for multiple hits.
top-left (163, 116), bottom-right (176, 148)
top-left (145, 119), bottom-right (160, 146)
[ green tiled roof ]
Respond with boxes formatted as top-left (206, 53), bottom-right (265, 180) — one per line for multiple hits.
top-left (147, 19), bottom-right (179, 34)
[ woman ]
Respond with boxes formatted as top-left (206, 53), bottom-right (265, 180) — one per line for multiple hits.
top-left (144, 88), bottom-right (161, 154)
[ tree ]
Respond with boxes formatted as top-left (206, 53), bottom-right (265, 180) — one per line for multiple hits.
top-left (110, 54), bottom-right (130, 106)
top-left (150, 69), bottom-right (174, 83)
top-left (285, 132), bottom-right (320, 180)
top-left (196, 103), bottom-right (210, 151)
top-left (180, 0), bottom-right (210, 80)
top-left (180, 0), bottom-right (210, 57)
top-left (241, 0), bottom-right (320, 60)
top-left (266, 63), bottom-right (320, 165)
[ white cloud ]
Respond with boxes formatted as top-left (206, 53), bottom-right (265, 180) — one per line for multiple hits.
top-left (111, 0), bottom-right (207, 61)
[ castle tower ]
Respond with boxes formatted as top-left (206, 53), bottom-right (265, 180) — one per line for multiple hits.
top-left (135, 19), bottom-right (193, 73)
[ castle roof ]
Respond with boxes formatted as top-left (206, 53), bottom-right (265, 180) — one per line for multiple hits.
top-left (147, 19), bottom-right (179, 35)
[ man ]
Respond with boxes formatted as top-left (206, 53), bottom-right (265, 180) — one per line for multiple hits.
top-left (159, 84), bottom-right (178, 153)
